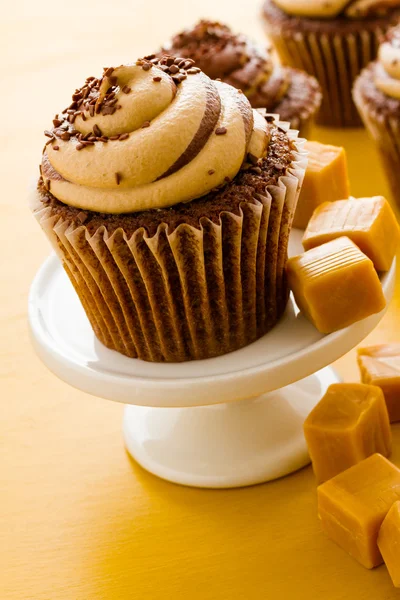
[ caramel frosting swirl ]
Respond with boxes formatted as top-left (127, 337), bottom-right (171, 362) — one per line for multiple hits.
top-left (41, 57), bottom-right (269, 214)
top-left (375, 27), bottom-right (400, 99)
top-left (273, 0), bottom-right (399, 18)
top-left (160, 21), bottom-right (291, 110)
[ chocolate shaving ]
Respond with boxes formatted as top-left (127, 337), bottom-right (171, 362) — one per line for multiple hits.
top-left (102, 106), bottom-right (116, 116)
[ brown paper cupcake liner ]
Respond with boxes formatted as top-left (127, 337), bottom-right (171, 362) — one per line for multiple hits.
top-left (353, 83), bottom-right (400, 211)
top-left (265, 25), bottom-right (386, 127)
top-left (32, 121), bottom-right (307, 363)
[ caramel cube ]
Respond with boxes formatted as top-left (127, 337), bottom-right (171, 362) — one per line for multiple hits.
top-left (287, 237), bottom-right (386, 334)
top-left (358, 344), bottom-right (400, 423)
top-left (293, 141), bottom-right (350, 230)
top-left (318, 454), bottom-right (400, 569)
top-left (304, 383), bottom-right (391, 483)
top-left (303, 196), bottom-right (400, 271)
top-left (378, 501), bottom-right (400, 587)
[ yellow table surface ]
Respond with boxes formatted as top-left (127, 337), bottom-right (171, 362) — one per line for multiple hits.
top-left (2, 2), bottom-right (400, 598)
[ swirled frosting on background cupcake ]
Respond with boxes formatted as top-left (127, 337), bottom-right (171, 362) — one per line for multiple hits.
top-left (375, 27), bottom-right (400, 99)
top-left (272, 0), bottom-right (399, 18)
top-left (161, 21), bottom-right (291, 108)
top-left (41, 56), bottom-right (270, 214)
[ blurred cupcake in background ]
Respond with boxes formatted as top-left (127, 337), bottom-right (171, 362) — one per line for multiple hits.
top-left (354, 25), bottom-right (400, 212)
top-left (159, 20), bottom-right (322, 138)
top-left (32, 57), bottom-right (307, 363)
top-left (262, 0), bottom-right (400, 127)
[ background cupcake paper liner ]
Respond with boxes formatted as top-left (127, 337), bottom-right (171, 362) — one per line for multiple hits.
top-left (32, 119), bottom-right (307, 363)
top-left (265, 25), bottom-right (387, 127)
top-left (353, 82), bottom-right (400, 211)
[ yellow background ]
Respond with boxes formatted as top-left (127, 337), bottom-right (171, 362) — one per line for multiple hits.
top-left (2, 1), bottom-right (400, 598)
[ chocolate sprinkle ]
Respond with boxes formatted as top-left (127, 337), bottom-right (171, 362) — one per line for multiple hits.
top-left (141, 121), bottom-right (151, 128)
top-left (93, 124), bottom-right (102, 137)
top-left (153, 76), bottom-right (162, 82)
top-left (215, 127), bottom-right (227, 135)
top-left (115, 172), bottom-right (122, 185)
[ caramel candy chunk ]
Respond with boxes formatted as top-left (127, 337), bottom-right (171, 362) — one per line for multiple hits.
top-left (318, 454), bottom-right (400, 569)
top-left (287, 237), bottom-right (386, 334)
top-left (358, 344), bottom-right (400, 423)
top-left (293, 141), bottom-right (350, 230)
top-left (378, 501), bottom-right (400, 588)
top-left (304, 383), bottom-right (391, 483)
top-left (303, 196), bottom-right (400, 271)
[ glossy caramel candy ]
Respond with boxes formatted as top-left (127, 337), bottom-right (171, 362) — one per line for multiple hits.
top-left (304, 383), bottom-right (391, 483)
top-left (358, 344), bottom-right (400, 423)
top-left (318, 454), bottom-right (400, 569)
top-left (378, 501), bottom-right (400, 587)
top-left (303, 196), bottom-right (400, 271)
top-left (293, 141), bottom-right (350, 230)
top-left (287, 237), bottom-right (386, 334)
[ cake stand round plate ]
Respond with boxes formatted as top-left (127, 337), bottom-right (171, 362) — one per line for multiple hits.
top-left (29, 230), bottom-right (396, 488)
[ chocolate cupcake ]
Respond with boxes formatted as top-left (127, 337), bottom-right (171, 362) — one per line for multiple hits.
top-left (262, 0), bottom-right (400, 127)
top-left (31, 57), bottom-right (307, 363)
top-left (160, 20), bottom-right (322, 138)
top-left (353, 26), bottom-right (400, 210)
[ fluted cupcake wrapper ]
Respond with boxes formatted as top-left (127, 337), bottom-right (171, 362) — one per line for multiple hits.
top-left (32, 121), bottom-right (307, 363)
top-left (265, 25), bottom-right (386, 127)
top-left (353, 84), bottom-right (400, 211)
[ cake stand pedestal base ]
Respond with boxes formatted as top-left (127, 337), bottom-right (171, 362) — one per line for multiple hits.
top-left (123, 366), bottom-right (339, 488)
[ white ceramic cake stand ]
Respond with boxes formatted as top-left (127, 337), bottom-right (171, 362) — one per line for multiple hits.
top-left (28, 230), bottom-right (396, 488)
